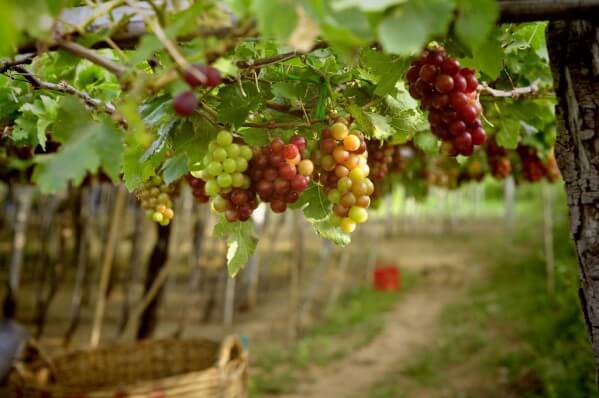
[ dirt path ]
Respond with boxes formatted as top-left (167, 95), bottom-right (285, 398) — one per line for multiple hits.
top-left (277, 230), bottom-right (488, 398)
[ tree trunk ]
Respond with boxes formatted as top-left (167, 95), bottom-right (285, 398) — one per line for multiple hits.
top-left (136, 223), bottom-right (172, 340)
top-left (546, 18), bottom-right (599, 378)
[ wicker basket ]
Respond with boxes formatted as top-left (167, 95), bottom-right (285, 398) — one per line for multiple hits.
top-left (9, 336), bottom-right (247, 398)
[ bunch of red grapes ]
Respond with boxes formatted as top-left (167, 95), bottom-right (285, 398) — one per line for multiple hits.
top-left (517, 145), bottom-right (549, 183)
top-left (406, 46), bottom-right (486, 156)
top-left (172, 64), bottom-right (222, 117)
top-left (485, 137), bottom-right (511, 179)
top-left (367, 140), bottom-right (395, 182)
top-left (185, 174), bottom-right (209, 203)
top-left (213, 187), bottom-right (259, 222)
top-left (248, 136), bottom-right (314, 213)
top-left (366, 140), bottom-right (395, 199)
top-left (313, 120), bottom-right (373, 234)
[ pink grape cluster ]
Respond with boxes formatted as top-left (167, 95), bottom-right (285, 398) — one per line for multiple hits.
top-left (249, 136), bottom-right (314, 214)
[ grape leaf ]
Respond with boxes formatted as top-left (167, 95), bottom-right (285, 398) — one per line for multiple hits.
top-left (218, 83), bottom-right (264, 127)
top-left (496, 118), bottom-right (521, 149)
top-left (414, 131), bottom-right (438, 154)
top-left (140, 118), bottom-right (178, 162)
top-left (214, 218), bottom-right (258, 276)
top-left (237, 127), bottom-right (272, 146)
top-left (161, 153), bottom-right (188, 184)
top-left (378, 0), bottom-right (454, 55)
top-left (252, 0), bottom-right (298, 42)
top-left (310, 219), bottom-right (350, 246)
top-left (32, 116), bottom-right (122, 193)
top-left (461, 34), bottom-right (503, 80)
top-left (455, 0), bottom-right (498, 51)
top-left (291, 182), bottom-right (330, 220)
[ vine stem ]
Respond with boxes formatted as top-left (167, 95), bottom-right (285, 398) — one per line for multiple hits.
top-left (243, 119), bottom-right (325, 129)
top-left (145, 16), bottom-right (206, 84)
top-left (12, 66), bottom-right (122, 122)
top-left (236, 42), bottom-right (328, 69)
top-left (479, 79), bottom-right (546, 98)
top-left (57, 40), bottom-right (129, 79)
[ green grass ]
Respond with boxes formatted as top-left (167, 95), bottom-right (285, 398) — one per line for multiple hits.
top-left (250, 272), bottom-right (419, 397)
top-left (368, 185), bottom-right (596, 398)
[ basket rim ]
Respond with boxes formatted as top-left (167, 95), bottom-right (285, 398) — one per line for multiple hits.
top-left (13, 336), bottom-right (248, 394)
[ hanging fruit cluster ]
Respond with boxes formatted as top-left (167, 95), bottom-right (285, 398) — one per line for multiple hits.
top-left (459, 157), bottom-right (486, 183)
top-left (406, 46), bottom-right (486, 156)
top-left (173, 64), bottom-right (222, 117)
top-left (213, 187), bottom-right (259, 222)
top-left (517, 145), bottom-right (561, 183)
top-left (186, 174), bottom-right (209, 203)
top-left (136, 176), bottom-right (175, 225)
top-left (485, 137), bottom-right (512, 179)
top-left (248, 136), bottom-right (314, 214)
top-left (191, 130), bottom-right (256, 221)
top-left (366, 140), bottom-right (395, 200)
top-left (313, 119), bottom-right (373, 234)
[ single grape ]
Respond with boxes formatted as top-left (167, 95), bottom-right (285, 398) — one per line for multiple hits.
top-left (216, 130), bottom-right (233, 146)
top-left (283, 144), bottom-right (299, 160)
top-left (349, 206), bottom-right (368, 223)
top-left (340, 218), bottom-right (356, 233)
top-left (330, 122), bottom-right (349, 140)
top-left (212, 147), bottom-right (227, 162)
top-left (173, 91), bottom-right (198, 116)
top-left (222, 159), bottom-right (237, 173)
top-left (298, 159), bottom-right (314, 176)
top-left (216, 173), bottom-right (233, 188)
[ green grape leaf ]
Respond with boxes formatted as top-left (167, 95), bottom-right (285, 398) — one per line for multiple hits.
top-left (32, 116), bottom-right (122, 193)
top-left (310, 219), bottom-right (350, 246)
top-left (252, 0), bottom-right (298, 42)
top-left (161, 153), bottom-right (188, 184)
top-left (140, 118), bottom-right (178, 162)
top-left (122, 146), bottom-right (164, 191)
top-left (414, 131), bottom-right (438, 154)
top-left (378, 0), bottom-right (454, 55)
top-left (172, 117), bottom-right (218, 166)
top-left (496, 118), bottom-right (521, 149)
top-left (367, 113), bottom-right (393, 140)
top-left (214, 218), bottom-right (258, 276)
top-left (292, 182), bottom-right (330, 220)
top-left (461, 34), bottom-right (503, 80)
top-left (455, 0), bottom-right (498, 51)
top-left (218, 83), bottom-right (263, 127)
top-left (14, 95), bottom-right (59, 150)
top-left (237, 127), bottom-right (272, 146)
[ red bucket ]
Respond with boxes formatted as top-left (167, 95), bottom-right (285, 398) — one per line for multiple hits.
top-left (373, 266), bottom-right (400, 291)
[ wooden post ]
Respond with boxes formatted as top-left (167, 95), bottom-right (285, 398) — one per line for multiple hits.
top-left (288, 212), bottom-right (302, 342)
top-left (543, 182), bottom-right (555, 294)
top-left (504, 175), bottom-right (516, 240)
top-left (90, 184), bottom-right (128, 347)
top-left (223, 274), bottom-right (236, 328)
top-left (8, 185), bottom-right (34, 298)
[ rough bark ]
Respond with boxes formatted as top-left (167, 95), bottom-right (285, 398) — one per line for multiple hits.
top-left (546, 18), bottom-right (599, 378)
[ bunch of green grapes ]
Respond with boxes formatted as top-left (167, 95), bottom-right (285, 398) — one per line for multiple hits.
top-left (190, 130), bottom-right (256, 220)
top-left (136, 176), bottom-right (175, 226)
